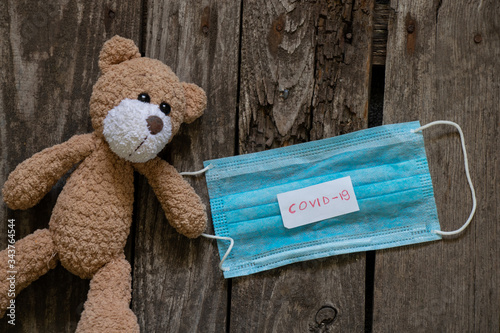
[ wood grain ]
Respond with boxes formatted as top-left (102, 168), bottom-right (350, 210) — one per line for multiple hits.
top-left (232, 0), bottom-right (374, 332)
top-left (373, 0), bottom-right (500, 331)
top-left (0, 1), bottom-right (141, 331)
top-left (239, 0), bottom-right (317, 151)
top-left (310, 0), bottom-right (374, 140)
top-left (372, 1), bottom-right (390, 66)
top-left (132, 0), bottom-right (241, 331)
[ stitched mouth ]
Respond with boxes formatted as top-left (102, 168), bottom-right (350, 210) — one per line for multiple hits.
top-left (129, 136), bottom-right (148, 157)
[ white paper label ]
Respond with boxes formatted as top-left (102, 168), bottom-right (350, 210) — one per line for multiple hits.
top-left (277, 176), bottom-right (360, 229)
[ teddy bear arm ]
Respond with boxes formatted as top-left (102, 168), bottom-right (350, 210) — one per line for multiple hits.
top-left (133, 158), bottom-right (207, 238)
top-left (2, 133), bottom-right (97, 210)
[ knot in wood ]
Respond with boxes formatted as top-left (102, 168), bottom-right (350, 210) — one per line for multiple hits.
top-left (201, 6), bottom-right (210, 36)
top-left (315, 305), bottom-right (337, 325)
top-left (279, 88), bottom-right (289, 99)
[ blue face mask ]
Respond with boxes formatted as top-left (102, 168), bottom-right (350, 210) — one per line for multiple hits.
top-left (197, 121), bottom-right (476, 278)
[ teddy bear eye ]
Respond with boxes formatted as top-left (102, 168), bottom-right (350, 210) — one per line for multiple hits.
top-left (159, 102), bottom-right (171, 115)
top-left (138, 93), bottom-right (150, 103)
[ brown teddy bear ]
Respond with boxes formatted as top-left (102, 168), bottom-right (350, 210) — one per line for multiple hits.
top-left (0, 35), bottom-right (208, 332)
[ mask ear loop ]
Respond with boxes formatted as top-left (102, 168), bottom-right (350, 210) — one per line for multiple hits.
top-left (179, 163), bottom-right (213, 176)
top-left (181, 164), bottom-right (234, 272)
top-left (200, 233), bottom-right (234, 272)
top-left (411, 120), bottom-right (477, 236)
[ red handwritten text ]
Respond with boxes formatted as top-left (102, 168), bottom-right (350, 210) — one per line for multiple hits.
top-left (288, 190), bottom-right (351, 214)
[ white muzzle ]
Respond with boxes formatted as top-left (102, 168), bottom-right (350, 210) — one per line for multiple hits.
top-left (103, 99), bottom-right (172, 163)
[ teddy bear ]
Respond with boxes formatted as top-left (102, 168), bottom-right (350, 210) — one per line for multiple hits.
top-left (0, 35), bottom-right (208, 332)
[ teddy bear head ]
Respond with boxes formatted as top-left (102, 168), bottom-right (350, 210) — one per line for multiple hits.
top-left (89, 36), bottom-right (206, 163)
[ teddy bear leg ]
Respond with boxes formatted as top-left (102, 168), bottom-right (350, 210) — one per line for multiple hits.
top-left (0, 228), bottom-right (58, 318)
top-left (76, 254), bottom-right (139, 333)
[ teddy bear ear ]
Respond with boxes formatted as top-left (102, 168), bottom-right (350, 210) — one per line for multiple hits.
top-left (182, 82), bottom-right (207, 123)
top-left (98, 35), bottom-right (141, 74)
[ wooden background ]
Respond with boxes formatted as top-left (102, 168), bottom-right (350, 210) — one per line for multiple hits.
top-left (0, 0), bottom-right (498, 332)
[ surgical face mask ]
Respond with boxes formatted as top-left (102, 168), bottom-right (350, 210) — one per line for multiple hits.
top-left (193, 121), bottom-right (476, 279)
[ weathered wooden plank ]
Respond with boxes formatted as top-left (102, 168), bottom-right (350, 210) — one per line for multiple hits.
top-left (238, 0), bottom-right (317, 151)
top-left (0, 0), bottom-right (142, 331)
top-left (372, 0), bottom-right (390, 66)
top-left (310, 0), bottom-right (374, 140)
top-left (232, 0), bottom-right (374, 332)
top-left (374, 0), bottom-right (500, 331)
top-left (132, 0), bottom-right (240, 331)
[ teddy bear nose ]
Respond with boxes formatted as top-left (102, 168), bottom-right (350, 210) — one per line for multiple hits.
top-left (146, 116), bottom-right (163, 135)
